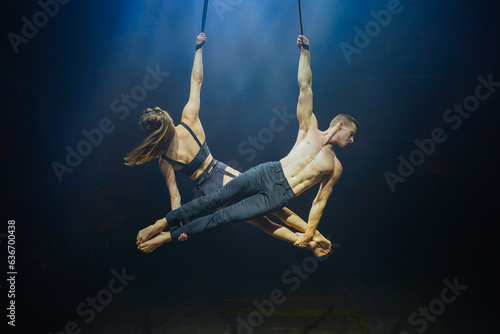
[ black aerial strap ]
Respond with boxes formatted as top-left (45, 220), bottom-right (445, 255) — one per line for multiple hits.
top-left (201, 0), bottom-right (209, 33)
top-left (298, 0), bottom-right (304, 35)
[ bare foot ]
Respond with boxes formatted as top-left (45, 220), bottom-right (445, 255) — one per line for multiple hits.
top-left (136, 218), bottom-right (168, 245)
top-left (306, 241), bottom-right (328, 258)
top-left (178, 233), bottom-right (188, 241)
top-left (137, 232), bottom-right (172, 253)
top-left (313, 232), bottom-right (331, 253)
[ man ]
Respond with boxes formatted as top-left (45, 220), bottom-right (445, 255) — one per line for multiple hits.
top-left (131, 33), bottom-right (331, 257)
top-left (137, 35), bottom-right (357, 249)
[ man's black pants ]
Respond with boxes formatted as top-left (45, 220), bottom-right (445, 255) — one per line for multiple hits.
top-left (166, 161), bottom-right (296, 240)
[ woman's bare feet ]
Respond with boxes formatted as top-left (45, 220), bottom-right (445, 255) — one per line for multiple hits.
top-left (294, 233), bottom-right (328, 257)
top-left (306, 240), bottom-right (329, 258)
top-left (137, 232), bottom-right (172, 253)
top-left (136, 218), bottom-right (168, 245)
top-left (313, 232), bottom-right (331, 253)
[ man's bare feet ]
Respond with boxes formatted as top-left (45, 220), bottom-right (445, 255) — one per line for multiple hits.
top-left (306, 240), bottom-right (329, 258)
top-left (178, 233), bottom-right (188, 241)
top-left (137, 232), bottom-right (172, 253)
top-left (313, 232), bottom-right (332, 253)
top-left (136, 218), bottom-right (168, 245)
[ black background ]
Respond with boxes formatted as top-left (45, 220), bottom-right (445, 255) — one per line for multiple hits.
top-left (1, 0), bottom-right (499, 333)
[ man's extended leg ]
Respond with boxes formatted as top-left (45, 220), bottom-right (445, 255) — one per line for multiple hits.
top-left (167, 162), bottom-right (295, 240)
top-left (138, 161), bottom-right (327, 256)
top-left (218, 165), bottom-right (331, 253)
top-left (166, 162), bottom-right (263, 227)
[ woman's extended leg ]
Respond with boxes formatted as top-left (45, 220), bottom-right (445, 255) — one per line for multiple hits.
top-left (137, 224), bottom-right (327, 257)
top-left (270, 207), bottom-right (332, 251)
top-left (244, 217), bottom-right (329, 257)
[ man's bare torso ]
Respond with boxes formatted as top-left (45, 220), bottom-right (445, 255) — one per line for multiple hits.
top-left (280, 127), bottom-right (342, 196)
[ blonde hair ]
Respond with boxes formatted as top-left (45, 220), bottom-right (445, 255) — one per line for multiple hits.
top-left (124, 107), bottom-right (175, 166)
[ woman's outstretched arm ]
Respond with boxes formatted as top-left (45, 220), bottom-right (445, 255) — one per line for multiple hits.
top-left (181, 33), bottom-right (206, 125)
top-left (159, 158), bottom-right (181, 210)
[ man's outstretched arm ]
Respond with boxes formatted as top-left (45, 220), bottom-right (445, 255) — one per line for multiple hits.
top-left (296, 35), bottom-right (318, 132)
top-left (295, 170), bottom-right (341, 248)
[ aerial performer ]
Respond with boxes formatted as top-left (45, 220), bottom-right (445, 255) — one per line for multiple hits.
top-left (133, 33), bottom-right (357, 251)
top-left (125, 1), bottom-right (332, 257)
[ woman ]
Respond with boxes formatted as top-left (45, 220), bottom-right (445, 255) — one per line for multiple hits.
top-left (125, 33), bottom-right (331, 257)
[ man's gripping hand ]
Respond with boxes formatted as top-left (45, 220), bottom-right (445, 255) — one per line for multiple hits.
top-left (297, 35), bottom-right (310, 49)
top-left (196, 33), bottom-right (206, 47)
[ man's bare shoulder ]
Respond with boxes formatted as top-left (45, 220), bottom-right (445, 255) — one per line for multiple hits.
top-left (331, 155), bottom-right (343, 182)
